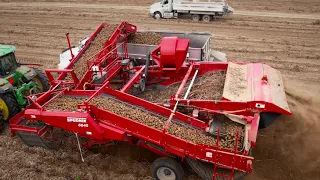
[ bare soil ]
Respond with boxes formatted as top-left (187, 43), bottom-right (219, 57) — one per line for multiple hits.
top-left (0, 0), bottom-right (319, 180)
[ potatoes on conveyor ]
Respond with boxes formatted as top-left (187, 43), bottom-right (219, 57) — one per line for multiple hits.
top-left (68, 24), bottom-right (119, 79)
top-left (133, 71), bottom-right (226, 103)
top-left (45, 95), bottom-right (244, 150)
top-left (128, 32), bottom-right (163, 45)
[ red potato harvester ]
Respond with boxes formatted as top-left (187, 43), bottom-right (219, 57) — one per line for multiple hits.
top-left (9, 22), bottom-right (291, 180)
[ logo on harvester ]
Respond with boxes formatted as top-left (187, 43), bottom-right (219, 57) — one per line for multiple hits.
top-left (67, 117), bottom-right (87, 123)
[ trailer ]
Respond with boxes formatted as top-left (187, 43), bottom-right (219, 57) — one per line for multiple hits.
top-left (149, 0), bottom-right (234, 21)
top-left (10, 22), bottom-right (291, 180)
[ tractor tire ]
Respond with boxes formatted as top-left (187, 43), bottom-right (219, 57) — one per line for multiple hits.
top-left (0, 92), bottom-right (20, 121)
top-left (151, 157), bottom-right (184, 180)
top-left (31, 67), bottom-right (50, 92)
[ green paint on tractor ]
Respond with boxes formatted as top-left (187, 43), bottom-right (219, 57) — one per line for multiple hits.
top-left (0, 44), bottom-right (16, 57)
top-left (0, 44), bottom-right (50, 123)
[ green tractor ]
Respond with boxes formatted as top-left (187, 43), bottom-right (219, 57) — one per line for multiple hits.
top-left (0, 44), bottom-right (50, 126)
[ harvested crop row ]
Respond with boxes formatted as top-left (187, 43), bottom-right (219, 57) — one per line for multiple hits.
top-left (133, 71), bottom-right (226, 103)
top-left (44, 95), bottom-right (243, 150)
top-left (70, 24), bottom-right (118, 78)
top-left (45, 96), bottom-right (87, 111)
top-left (128, 32), bottom-right (163, 45)
top-left (90, 96), bottom-right (243, 150)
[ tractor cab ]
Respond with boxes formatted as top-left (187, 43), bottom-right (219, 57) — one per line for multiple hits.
top-left (0, 51), bottom-right (18, 76)
top-left (0, 44), bottom-right (50, 124)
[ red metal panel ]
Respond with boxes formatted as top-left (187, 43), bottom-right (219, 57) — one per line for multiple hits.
top-left (24, 110), bottom-right (104, 141)
top-left (175, 39), bottom-right (189, 71)
top-left (99, 122), bottom-right (126, 141)
top-left (248, 114), bottom-right (260, 148)
top-left (160, 37), bottom-right (178, 67)
top-left (200, 147), bottom-right (254, 172)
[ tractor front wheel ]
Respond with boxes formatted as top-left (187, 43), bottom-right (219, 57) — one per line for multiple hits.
top-left (0, 92), bottom-right (20, 122)
top-left (31, 67), bottom-right (50, 92)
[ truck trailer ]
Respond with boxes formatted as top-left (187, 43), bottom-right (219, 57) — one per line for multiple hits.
top-left (149, 0), bottom-right (234, 21)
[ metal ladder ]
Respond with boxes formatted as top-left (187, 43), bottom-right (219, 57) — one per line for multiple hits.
top-left (212, 131), bottom-right (240, 180)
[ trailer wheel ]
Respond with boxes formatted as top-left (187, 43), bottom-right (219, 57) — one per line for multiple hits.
top-left (202, 15), bottom-right (211, 22)
top-left (151, 157), bottom-right (184, 180)
top-left (192, 14), bottom-right (201, 21)
top-left (154, 12), bottom-right (162, 19)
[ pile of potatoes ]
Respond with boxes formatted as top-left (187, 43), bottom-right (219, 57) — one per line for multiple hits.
top-left (69, 24), bottom-right (118, 79)
top-left (128, 32), bottom-right (163, 45)
top-left (45, 95), bottom-right (244, 150)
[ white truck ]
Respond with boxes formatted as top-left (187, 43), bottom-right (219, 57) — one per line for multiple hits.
top-left (149, 0), bottom-right (233, 22)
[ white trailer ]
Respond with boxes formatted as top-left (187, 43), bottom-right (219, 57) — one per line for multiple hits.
top-left (149, 0), bottom-right (233, 21)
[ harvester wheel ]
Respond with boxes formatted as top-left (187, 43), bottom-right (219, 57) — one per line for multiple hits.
top-left (151, 157), bottom-right (184, 180)
top-left (31, 67), bottom-right (50, 92)
top-left (0, 92), bottom-right (20, 121)
top-left (192, 14), bottom-right (201, 21)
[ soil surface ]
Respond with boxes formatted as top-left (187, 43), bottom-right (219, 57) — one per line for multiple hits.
top-left (0, 0), bottom-right (319, 180)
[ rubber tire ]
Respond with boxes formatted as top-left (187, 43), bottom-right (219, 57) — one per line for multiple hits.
top-left (151, 157), bottom-right (184, 180)
top-left (192, 14), bottom-right (201, 21)
top-left (32, 67), bottom-right (50, 92)
top-left (154, 12), bottom-right (162, 19)
top-left (202, 15), bottom-right (211, 22)
top-left (139, 78), bottom-right (146, 91)
top-left (0, 92), bottom-right (20, 121)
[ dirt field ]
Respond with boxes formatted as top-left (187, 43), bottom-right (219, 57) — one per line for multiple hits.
top-left (0, 0), bottom-right (319, 180)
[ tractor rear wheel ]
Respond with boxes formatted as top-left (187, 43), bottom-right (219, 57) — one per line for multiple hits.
top-left (31, 67), bottom-right (50, 92)
top-left (0, 92), bottom-right (20, 122)
top-left (151, 157), bottom-right (184, 180)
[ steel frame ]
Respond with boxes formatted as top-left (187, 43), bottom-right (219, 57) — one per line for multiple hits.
top-left (8, 21), bottom-right (291, 180)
